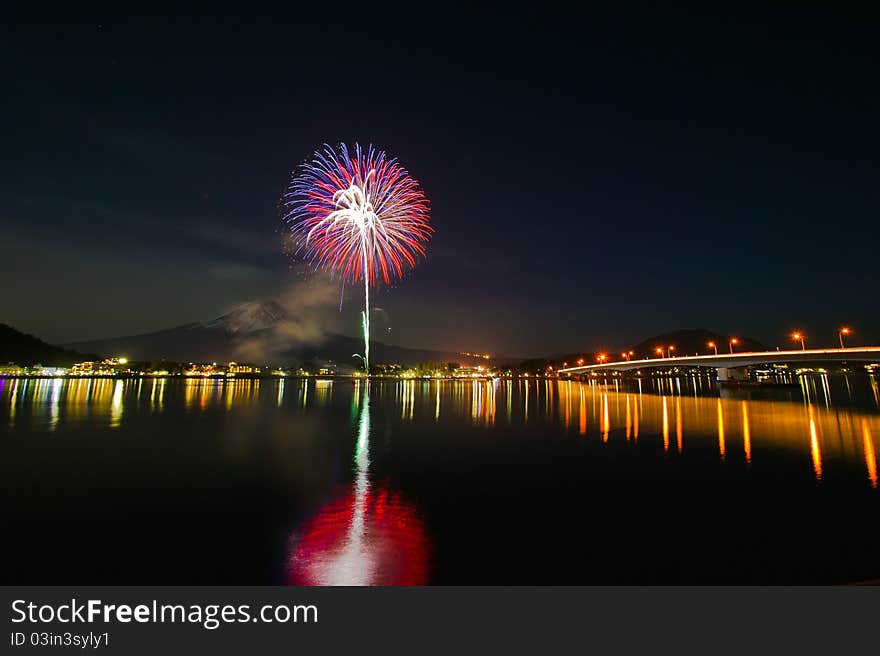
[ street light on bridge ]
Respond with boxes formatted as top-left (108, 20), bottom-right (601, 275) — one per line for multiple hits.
top-left (707, 341), bottom-right (718, 355)
top-left (655, 347), bottom-right (664, 359)
top-left (839, 327), bottom-right (852, 349)
top-left (668, 345), bottom-right (675, 358)
top-left (597, 354), bottom-right (607, 363)
top-left (729, 337), bottom-right (739, 354)
top-left (791, 331), bottom-right (806, 350)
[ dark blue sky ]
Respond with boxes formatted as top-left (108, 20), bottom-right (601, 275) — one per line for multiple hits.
top-left (2, 6), bottom-right (878, 356)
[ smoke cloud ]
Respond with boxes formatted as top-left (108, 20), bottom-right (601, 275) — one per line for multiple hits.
top-left (231, 277), bottom-right (341, 364)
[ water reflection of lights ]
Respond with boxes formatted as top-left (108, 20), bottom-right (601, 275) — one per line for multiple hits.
top-left (401, 379), bottom-right (415, 420)
top-left (150, 378), bottom-right (166, 410)
top-left (863, 419), bottom-right (878, 488)
top-left (5, 377), bottom-right (880, 489)
top-left (602, 393), bottom-right (610, 443)
top-left (48, 378), bottom-right (62, 431)
top-left (633, 393), bottom-right (639, 441)
top-left (662, 397), bottom-right (669, 452)
top-left (110, 380), bottom-right (124, 428)
top-left (579, 385), bottom-right (587, 435)
top-left (675, 397), bottom-right (683, 453)
top-left (315, 379), bottom-right (333, 406)
top-left (563, 381), bottom-right (572, 428)
top-left (9, 378), bottom-right (19, 427)
top-left (469, 380), bottom-right (495, 425)
top-left (741, 401), bottom-right (751, 464)
top-left (287, 385), bottom-right (430, 586)
top-left (808, 405), bottom-right (822, 481)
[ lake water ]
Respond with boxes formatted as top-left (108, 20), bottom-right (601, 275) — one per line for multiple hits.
top-left (2, 374), bottom-right (879, 584)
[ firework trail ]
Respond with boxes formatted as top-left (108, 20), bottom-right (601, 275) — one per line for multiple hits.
top-left (282, 143), bottom-right (432, 372)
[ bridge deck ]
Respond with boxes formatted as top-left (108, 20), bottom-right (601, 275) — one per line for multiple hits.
top-left (557, 347), bottom-right (880, 373)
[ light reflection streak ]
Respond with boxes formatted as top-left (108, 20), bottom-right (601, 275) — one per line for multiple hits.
top-left (862, 419), bottom-right (877, 489)
top-left (287, 383), bottom-right (430, 585)
top-left (625, 394), bottom-right (632, 441)
top-left (489, 380), bottom-right (496, 425)
top-left (808, 405), bottom-right (822, 481)
top-left (717, 399), bottom-right (726, 461)
top-left (741, 401), bottom-right (751, 464)
top-left (315, 379), bottom-right (333, 407)
top-left (675, 397), bottom-right (683, 453)
top-left (48, 378), bottom-right (62, 431)
top-left (662, 397), bottom-right (669, 452)
top-left (110, 380), bottom-right (123, 428)
top-left (633, 392), bottom-right (639, 442)
top-left (563, 381), bottom-right (571, 429)
top-left (579, 385), bottom-right (586, 435)
top-left (602, 393), bottom-right (609, 442)
top-left (401, 380), bottom-right (410, 419)
top-left (9, 378), bottom-right (19, 427)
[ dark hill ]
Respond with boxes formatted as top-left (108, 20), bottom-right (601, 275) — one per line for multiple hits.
top-left (628, 328), bottom-right (766, 358)
top-left (0, 324), bottom-right (99, 366)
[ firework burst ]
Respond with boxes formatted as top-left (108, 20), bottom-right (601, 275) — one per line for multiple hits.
top-left (282, 143), bottom-right (432, 371)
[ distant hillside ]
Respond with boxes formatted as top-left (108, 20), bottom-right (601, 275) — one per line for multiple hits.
top-left (628, 328), bottom-right (766, 358)
top-left (0, 324), bottom-right (99, 366)
top-left (64, 301), bottom-right (491, 368)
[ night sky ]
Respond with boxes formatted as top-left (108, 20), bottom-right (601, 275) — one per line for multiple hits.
top-left (2, 7), bottom-right (878, 357)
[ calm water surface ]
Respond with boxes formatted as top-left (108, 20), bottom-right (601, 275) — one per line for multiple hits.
top-left (2, 374), bottom-right (879, 584)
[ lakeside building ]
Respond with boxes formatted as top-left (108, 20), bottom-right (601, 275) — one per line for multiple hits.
top-left (1, 363), bottom-right (68, 376)
top-left (227, 362), bottom-right (261, 376)
top-left (185, 363), bottom-right (224, 377)
top-left (70, 358), bottom-right (130, 376)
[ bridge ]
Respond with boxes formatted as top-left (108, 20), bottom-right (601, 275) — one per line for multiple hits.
top-left (557, 347), bottom-right (880, 381)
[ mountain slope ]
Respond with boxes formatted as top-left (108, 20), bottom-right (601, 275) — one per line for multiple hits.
top-left (0, 324), bottom-right (99, 366)
top-left (64, 302), bottom-right (486, 367)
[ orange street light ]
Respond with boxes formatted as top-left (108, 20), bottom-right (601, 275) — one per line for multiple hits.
top-left (629, 350), bottom-right (635, 357)
top-left (622, 352), bottom-right (630, 361)
top-left (729, 337), bottom-right (739, 354)
top-left (598, 354), bottom-right (607, 363)
top-left (708, 341), bottom-right (718, 355)
top-left (668, 345), bottom-right (675, 357)
top-left (655, 347), bottom-right (664, 358)
top-left (576, 358), bottom-right (584, 366)
top-left (839, 327), bottom-right (852, 349)
top-left (791, 331), bottom-right (805, 351)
